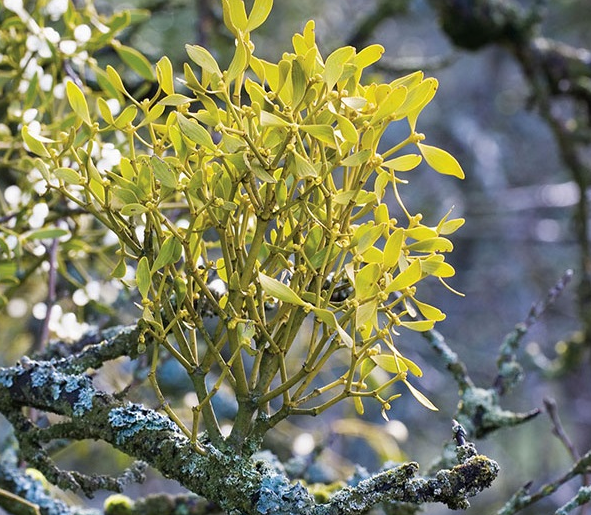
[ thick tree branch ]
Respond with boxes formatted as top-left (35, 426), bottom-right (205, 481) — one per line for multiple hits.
top-left (0, 342), bottom-right (498, 515)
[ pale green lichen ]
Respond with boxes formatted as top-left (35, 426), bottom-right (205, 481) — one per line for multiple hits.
top-left (108, 405), bottom-right (179, 445)
top-left (256, 474), bottom-right (314, 515)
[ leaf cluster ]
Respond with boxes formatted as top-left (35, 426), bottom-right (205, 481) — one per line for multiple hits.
top-left (15, 0), bottom-right (465, 451)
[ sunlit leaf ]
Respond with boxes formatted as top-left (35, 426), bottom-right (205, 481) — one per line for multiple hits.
top-left (259, 273), bottom-right (305, 306)
top-left (115, 43), bottom-right (155, 81)
top-left (156, 56), bottom-right (175, 95)
top-left (438, 218), bottom-right (465, 235)
top-left (120, 203), bottom-right (147, 216)
top-left (66, 82), bottom-right (92, 125)
top-left (370, 86), bottom-right (407, 124)
top-left (353, 396), bottom-right (364, 415)
top-left (341, 150), bottom-right (371, 167)
top-left (185, 44), bottom-right (222, 76)
top-left (356, 300), bottom-right (378, 328)
top-left (152, 235), bottom-right (183, 271)
top-left (399, 320), bottom-right (435, 331)
top-left (98, 98), bottom-right (115, 125)
top-left (21, 126), bottom-right (50, 158)
top-left (246, 0), bottom-right (273, 31)
top-left (406, 237), bottom-right (453, 253)
top-left (177, 113), bottom-right (216, 150)
top-left (417, 143), bottom-right (465, 179)
top-left (158, 94), bottom-right (193, 106)
top-left (291, 151), bottom-right (317, 178)
top-left (227, 38), bottom-right (250, 82)
top-left (353, 44), bottom-right (384, 69)
top-left (421, 256), bottom-right (456, 278)
top-left (324, 46), bottom-right (355, 90)
top-left (222, 0), bottom-right (248, 33)
top-left (382, 154), bottom-right (422, 172)
top-left (371, 354), bottom-right (407, 374)
top-left (412, 298), bottom-right (446, 321)
top-left (312, 307), bottom-right (353, 348)
top-left (136, 256), bottom-right (151, 299)
top-left (383, 229), bottom-right (404, 268)
top-left (106, 65), bottom-right (127, 94)
top-left (385, 259), bottom-right (421, 293)
top-left (54, 167), bottom-right (81, 185)
top-left (260, 110), bottom-right (290, 127)
top-left (403, 380), bottom-right (438, 411)
top-left (151, 156), bottom-right (177, 188)
top-left (300, 124), bottom-right (336, 146)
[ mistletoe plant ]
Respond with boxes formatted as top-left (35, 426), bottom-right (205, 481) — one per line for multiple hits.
top-left (25, 0), bottom-right (465, 456)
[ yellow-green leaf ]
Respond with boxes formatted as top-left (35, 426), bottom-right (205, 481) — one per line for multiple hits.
top-left (336, 115), bottom-right (358, 143)
top-left (152, 235), bottom-right (183, 271)
top-left (398, 78), bottom-right (438, 118)
top-left (66, 82), bottom-right (91, 125)
top-left (177, 113), bottom-right (216, 150)
top-left (341, 150), bottom-right (371, 167)
top-left (114, 105), bottom-right (137, 129)
top-left (406, 237), bottom-right (453, 253)
top-left (371, 354), bottom-right (407, 374)
top-left (259, 273), bottom-right (305, 306)
top-left (438, 218), bottom-right (465, 235)
top-left (412, 298), bottom-right (446, 322)
top-left (417, 143), bottom-right (465, 179)
top-left (382, 154), bottom-right (422, 172)
top-left (353, 44), bottom-right (384, 69)
top-left (158, 94), bottom-right (193, 106)
top-left (136, 256), bottom-right (151, 299)
top-left (156, 56), bottom-right (175, 95)
top-left (291, 151), bottom-right (317, 178)
top-left (259, 110), bottom-right (290, 127)
top-left (324, 46), bottom-right (355, 90)
top-left (98, 98), bottom-right (115, 125)
top-left (54, 167), bottom-right (81, 185)
top-left (403, 379), bottom-right (438, 411)
top-left (385, 259), bottom-right (421, 293)
top-left (399, 319), bottom-right (435, 331)
top-left (370, 86), bottom-right (407, 124)
top-left (357, 300), bottom-right (378, 328)
top-left (246, 0), bottom-right (273, 31)
top-left (115, 44), bottom-right (155, 81)
top-left (353, 396), bottom-right (364, 415)
top-left (312, 307), bottom-right (353, 348)
top-left (300, 124), bottom-right (335, 146)
top-left (21, 126), bottom-right (50, 158)
top-left (106, 65), bottom-right (127, 94)
top-left (185, 44), bottom-right (222, 76)
top-left (227, 38), bottom-right (250, 82)
top-left (383, 229), bottom-right (404, 268)
top-left (151, 156), bottom-right (177, 188)
top-left (24, 228), bottom-right (69, 241)
top-left (120, 203), bottom-right (147, 216)
top-left (222, 0), bottom-right (248, 33)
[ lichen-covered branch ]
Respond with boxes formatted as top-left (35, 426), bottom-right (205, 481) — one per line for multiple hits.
top-left (0, 334), bottom-right (498, 515)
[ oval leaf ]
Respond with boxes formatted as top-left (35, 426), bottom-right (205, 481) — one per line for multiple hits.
top-left (385, 259), bottom-right (422, 293)
top-left (259, 273), bottom-right (305, 306)
top-left (136, 256), bottom-right (151, 299)
top-left (417, 143), bottom-right (465, 179)
top-left (152, 235), bottom-right (183, 271)
top-left (66, 81), bottom-right (92, 125)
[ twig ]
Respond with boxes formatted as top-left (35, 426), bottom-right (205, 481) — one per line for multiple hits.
top-left (495, 269), bottom-right (573, 395)
top-left (545, 397), bottom-right (590, 515)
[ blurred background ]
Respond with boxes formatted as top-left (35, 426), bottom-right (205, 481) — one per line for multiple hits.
top-left (3, 0), bottom-right (591, 513)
